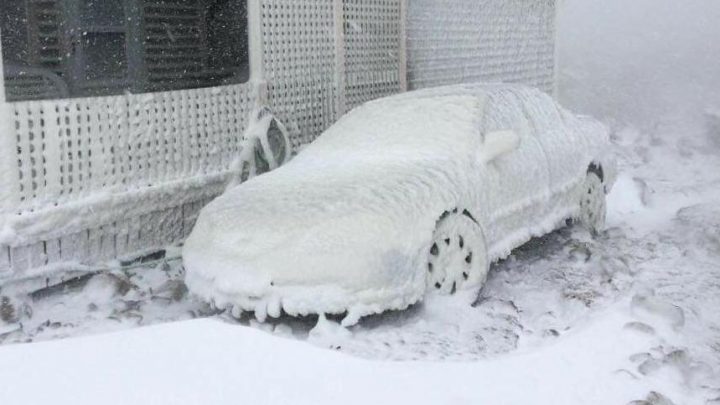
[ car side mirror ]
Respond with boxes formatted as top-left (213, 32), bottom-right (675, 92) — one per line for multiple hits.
top-left (480, 130), bottom-right (520, 162)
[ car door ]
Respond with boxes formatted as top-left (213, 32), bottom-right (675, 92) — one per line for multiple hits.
top-left (518, 89), bottom-right (588, 218)
top-left (479, 89), bottom-right (551, 259)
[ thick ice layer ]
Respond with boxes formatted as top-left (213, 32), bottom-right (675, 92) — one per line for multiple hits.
top-left (183, 83), bottom-right (613, 322)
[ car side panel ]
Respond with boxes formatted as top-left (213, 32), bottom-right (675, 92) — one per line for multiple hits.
top-left (518, 89), bottom-right (592, 221)
top-left (479, 90), bottom-right (552, 260)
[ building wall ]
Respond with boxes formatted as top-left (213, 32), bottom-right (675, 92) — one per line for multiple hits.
top-left (407, 0), bottom-right (556, 94)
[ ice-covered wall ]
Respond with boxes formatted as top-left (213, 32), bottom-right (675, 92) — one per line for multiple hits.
top-left (407, 0), bottom-right (556, 94)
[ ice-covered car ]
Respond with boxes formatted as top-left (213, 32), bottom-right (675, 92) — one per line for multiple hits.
top-left (183, 83), bottom-right (616, 324)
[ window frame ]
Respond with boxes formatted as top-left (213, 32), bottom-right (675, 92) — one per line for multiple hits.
top-left (0, 0), bottom-right (254, 102)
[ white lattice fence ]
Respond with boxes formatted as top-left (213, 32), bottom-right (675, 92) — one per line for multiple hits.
top-left (343, 0), bottom-right (406, 111)
top-left (407, 0), bottom-right (556, 94)
top-left (260, 0), bottom-right (339, 151)
top-left (9, 85), bottom-right (252, 213)
top-left (259, 0), bottom-right (406, 151)
top-left (0, 83), bottom-right (255, 277)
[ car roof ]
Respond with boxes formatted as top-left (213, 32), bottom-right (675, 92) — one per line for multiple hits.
top-left (370, 82), bottom-right (547, 105)
top-left (300, 82), bottom-right (559, 164)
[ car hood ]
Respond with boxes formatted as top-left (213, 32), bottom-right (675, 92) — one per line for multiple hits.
top-left (185, 156), bottom-right (471, 285)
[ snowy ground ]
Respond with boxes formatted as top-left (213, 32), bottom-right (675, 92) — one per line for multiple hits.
top-left (0, 121), bottom-right (719, 404)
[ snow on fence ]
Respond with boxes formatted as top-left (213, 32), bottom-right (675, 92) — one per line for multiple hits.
top-left (407, 0), bottom-right (557, 94)
top-left (261, 0), bottom-right (340, 151)
top-left (343, 0), bottom-right (408, 111)
top-left (0, 0), bottom-right (556, 281)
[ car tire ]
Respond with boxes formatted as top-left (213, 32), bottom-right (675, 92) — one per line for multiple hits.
top-left (427, 211), bottom-right (489, 295)
top-left (578, 171), bottom-right (607, 235)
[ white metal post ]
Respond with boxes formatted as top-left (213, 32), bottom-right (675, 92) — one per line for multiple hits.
top-left (248, 0), bottom-right (268, 106)
top-left (0, 30), bottom-right (20, 229)
top-left (398, 0), bottom-right (408, 92)
top-left (333, 0), bottom-right (347, 117)
top-left (552, 0), bottom-right (560, 99)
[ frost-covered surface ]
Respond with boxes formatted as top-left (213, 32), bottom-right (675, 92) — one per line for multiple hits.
top-left (183, 83), bottom-right (611, 323)
top-left (407, 0), bottom-right (556, 93)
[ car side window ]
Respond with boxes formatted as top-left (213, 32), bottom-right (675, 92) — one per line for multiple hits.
top-left (482, 89), bottom-right (533, 139)
top-left (516, 89), bottom-right (564, 135)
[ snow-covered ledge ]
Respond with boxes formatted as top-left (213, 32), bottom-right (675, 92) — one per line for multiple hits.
top-left (0, 32), bottom-right (20, 237)
top-left (0, 33), bottom-right (20, 275)
top-left (0, 170), bottom-right (233, 249)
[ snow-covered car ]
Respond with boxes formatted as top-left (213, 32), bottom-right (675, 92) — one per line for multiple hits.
top-left (183, 83), bottom-right (616, 324)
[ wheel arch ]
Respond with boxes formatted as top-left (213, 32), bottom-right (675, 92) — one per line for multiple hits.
top-left (587, 161), bottom-right (605, 182)
top-left (427, 207), bottom-right (491, 294)
top-left (433, 207), bottom-right (490, 258)
top-left (437, 207), bottom-right (480, 226)
top-left (587, 155), bottom-right (618, 194)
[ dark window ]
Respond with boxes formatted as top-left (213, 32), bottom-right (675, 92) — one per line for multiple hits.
top-left (1, 0), bottom-right (249, 101)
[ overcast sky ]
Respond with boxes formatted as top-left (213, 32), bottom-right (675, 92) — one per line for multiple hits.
top-left (558, 0), bottom-right (720, 135)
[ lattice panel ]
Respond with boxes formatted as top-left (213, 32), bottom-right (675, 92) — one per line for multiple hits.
top-left (407, 0), bottom-right (556, 93)
top-left (343, 0), bottom-right (404, 110)
top-left (260, 0), bottom-right (338, 151)
top-left (10, 83), bottom-right (252, 212)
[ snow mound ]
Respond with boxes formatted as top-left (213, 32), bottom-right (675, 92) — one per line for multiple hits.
top-left (607, 175), bottom-right (647, 216)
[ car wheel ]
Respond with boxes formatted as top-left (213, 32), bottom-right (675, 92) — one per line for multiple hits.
top-left (578, 171), bottom-right (607, 235)
top-left (427, 211), bottom-right (489, 295)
